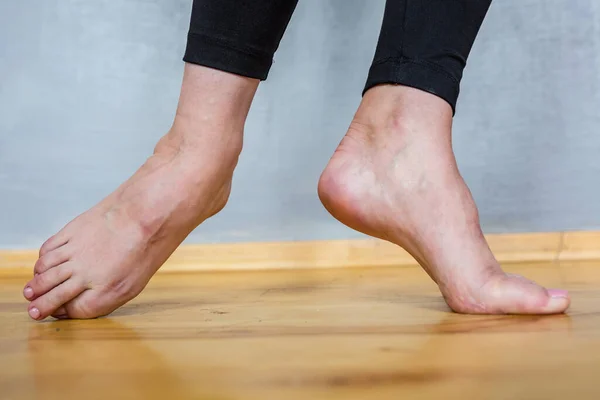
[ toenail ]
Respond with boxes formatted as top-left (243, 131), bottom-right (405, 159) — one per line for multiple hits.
top-left (29, 307), bottom-right (41, 320)
top-left (24, 287), bottom-right (34, 299)
top-left (547, 289), bottom-right (569, 298)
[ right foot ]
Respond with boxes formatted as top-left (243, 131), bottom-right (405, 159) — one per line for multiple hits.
top-left (23, 65), bottom-right (258, 320)
top-left (319, 85), bottom-right (570, 315)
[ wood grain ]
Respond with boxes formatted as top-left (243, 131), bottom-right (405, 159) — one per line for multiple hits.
top-left (1, 261), bottom-right (598, 399)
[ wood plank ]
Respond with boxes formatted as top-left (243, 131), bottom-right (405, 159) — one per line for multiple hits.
top-left (0, 232), bottom-right (570, 275)
top-left (559, 231), bottom-right (600, 261)
top-left (0, 261), bottom-right (596, 400)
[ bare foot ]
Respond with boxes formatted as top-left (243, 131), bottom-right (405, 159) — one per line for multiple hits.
top-left (318, 85), bottom-right (570, 314)
top-left (23, 65), bottom-right (258, 320)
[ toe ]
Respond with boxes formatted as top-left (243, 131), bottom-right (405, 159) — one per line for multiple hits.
top-left (543, 288), bottom-right (571, 314)
top-left (34, 245), bottom-right (71, 275)
top-left (483, 275), bottom-right (570, 315)
top-left (24, 264), bottom-right (72, 301)
top-left (51, 306), bottom-right (69, 319)
top-left (63, 290), bottom-right (124, 319)
top-left (28, 278), bottom-right (86, 321)
top-left (39, 234), bottom-right (69, 257)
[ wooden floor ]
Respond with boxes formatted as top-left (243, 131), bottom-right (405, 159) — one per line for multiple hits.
top-left (2, 261), bottom-right (600, 399)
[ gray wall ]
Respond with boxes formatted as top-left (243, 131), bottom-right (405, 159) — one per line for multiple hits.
top-left (1, 0), bottom-right (599, 249)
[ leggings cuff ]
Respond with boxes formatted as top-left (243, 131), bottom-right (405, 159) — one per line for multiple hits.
top-left (183, 32), bottom-right (273, 80)
top-left (364, 59), bottom-right (460, 114)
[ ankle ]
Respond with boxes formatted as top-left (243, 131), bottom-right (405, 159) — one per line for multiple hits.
top-left (353, 85), bottom-right (453, 138)
top-left (153, 63), bottom-right (255, 165)
top-left (156, 121), bottom-right (243, 163)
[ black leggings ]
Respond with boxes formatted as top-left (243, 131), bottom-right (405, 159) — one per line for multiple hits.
top-left (183, 0), bottom-right (492, 113)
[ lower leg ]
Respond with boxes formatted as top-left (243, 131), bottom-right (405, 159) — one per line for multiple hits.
top-left (319, 85), bottom-right (570, 314)
top-left (23, 64), bottom-right (258, 320)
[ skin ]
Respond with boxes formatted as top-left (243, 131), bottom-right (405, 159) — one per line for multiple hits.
top-left (318, 85), bottom-right (569, 314)
top-left (23, 65), bottom-right (569, 320)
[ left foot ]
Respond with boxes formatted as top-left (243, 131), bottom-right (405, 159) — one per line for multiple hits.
top-left (318, 85), bottom-right (570, 314)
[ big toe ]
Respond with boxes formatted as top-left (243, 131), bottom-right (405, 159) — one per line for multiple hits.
top-left (445, 274), bottom-right (570, 315)
top-left (478, 274), bottom-right (570, 315)
top-left (61, 290), bottom-right (120, 319)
